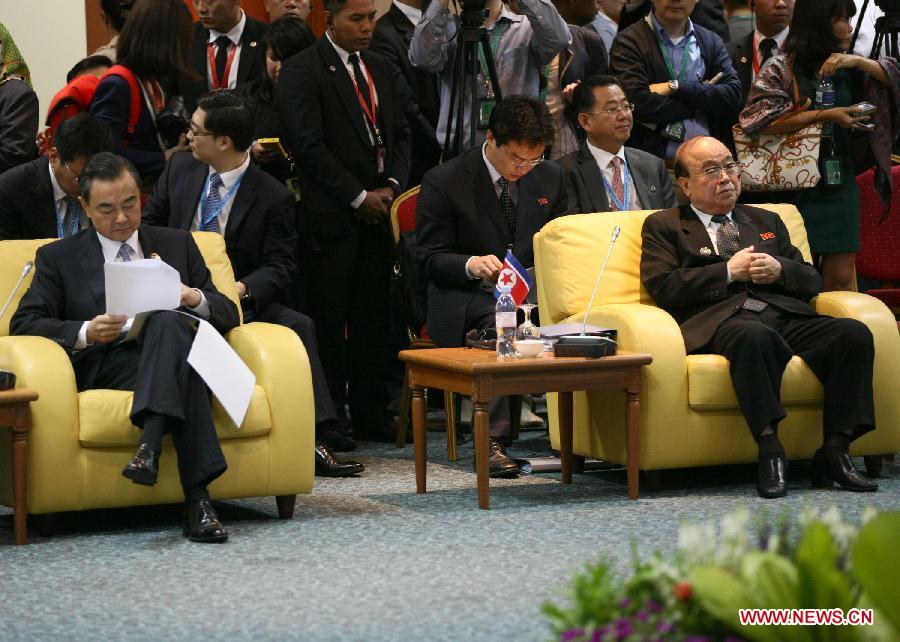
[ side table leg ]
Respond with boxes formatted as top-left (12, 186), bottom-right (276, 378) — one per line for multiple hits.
top-left (558, 391), bottom-right (573, 485)
top-left (473, 401), bottom-right (490, 509)
top-left (412, 386), bottom-right (427, 494)
top-left (12, 424), bottom-right (28, 545)
top-left (626, 388), bottom-right (640, 500)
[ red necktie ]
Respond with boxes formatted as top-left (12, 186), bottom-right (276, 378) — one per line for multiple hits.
top-left (609, 157), bottom-right (625, 211)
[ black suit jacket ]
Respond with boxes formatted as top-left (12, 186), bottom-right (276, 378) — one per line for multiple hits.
top-left (558, 142), bottom-right (677, 214)
top-left (560, 24), bottom-right (608, 89)
top-left (182, 16), bottom-right (268, 113)
top-left (0, 156), bottom-right (57, 240)
top-left (0, 78), bottom-right (39, 174)
top-left (416, 148), bottom-right (568, 347)
top-left (727, 31), bottom-right (754, 108)
top-left (640, 205), bottom-right (822, 353)
top-left (278, 37), bottom-right (411, 235)
top-left (142, 153), bottom-right (297, 311)
top-left (371, 3), bottom-right (441, 185)
top-left (609, 19), bottom-right (742, 159)
top-left (10, 225), bottom-right (239, 390)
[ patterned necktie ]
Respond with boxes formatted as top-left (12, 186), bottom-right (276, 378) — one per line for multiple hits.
top-left (200, 173), bottom-right (223, 233)
top-left (608, 156), bottom-right (626, 211)
top-left (497, 176), bottom-right (515, 236)
top-left (759, 38), bottom-right (777, 65)
top-left (712, 214), bottom-right (740, 260)
top-left (214, 35), bottom-right (231, 86)
top-left (116, 242), bottom-right (133, 263)
top-left (61, 195), bottom-right (82, 237)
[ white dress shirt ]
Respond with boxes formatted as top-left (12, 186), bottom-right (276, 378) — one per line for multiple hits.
top-left (47, 162), bottom-right (88, 234)
top-left (191, 154), bottom-right (251, 233)
top-left (393, 0), bottom-right (422, 26)
top-left (586, 141), bottom-right (641, 210)
top-left (206, 11), bottom-right (247, 90)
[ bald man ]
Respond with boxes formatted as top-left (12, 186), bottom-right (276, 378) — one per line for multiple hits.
top-left (640, 136), bottom-right (878, 499)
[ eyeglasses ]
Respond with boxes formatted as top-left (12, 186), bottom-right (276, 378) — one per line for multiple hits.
top-left (63, 160), bottom-right (81, 184)
top-left (188, 122), bottom-right (214, 137)
top-left (586, 103), bottom-right (635, 117)
top-left (500, 145), bottom-right (544, 169)
top-left (690, 161), bottom-right (741, 179)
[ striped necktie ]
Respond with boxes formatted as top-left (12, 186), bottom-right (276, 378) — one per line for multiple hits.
top-left (61, 196), bottom-right (83, 237)
top-left (116, 242), bottom-right (133, 263)
top-left (200, 173), bottom-right (223, 233)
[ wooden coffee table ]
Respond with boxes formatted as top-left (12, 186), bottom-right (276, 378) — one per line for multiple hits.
top-left (0, 388), bottom-right (38, 545)
top-left (399, 348), bottom-right (652, 509)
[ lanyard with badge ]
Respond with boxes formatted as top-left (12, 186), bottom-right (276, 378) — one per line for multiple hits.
top-left (207, 40), bottom-right (239, 90)
top-left (653, 26), bottom-right (693, 143)
top-left (600, 161), bottom-right (631, 211)
top-left (198, 172), bottom-right (245, 230)
top-left (477, 22), bottom-right (507, 129)
top-left (346, 60), bottom-right (386, 174)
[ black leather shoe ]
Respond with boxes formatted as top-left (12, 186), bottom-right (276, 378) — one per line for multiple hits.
top-left (319, 429), bottom-right (357, 452)
top-left (473, 438), bottom-right (520, 478)
top-left (122, 443), bottom-right (159, 486)
top-left (811, 450), bottom-right (878, 492)
top-left (183, 500), bottom-right (228, 543)
top-left (757, 454), bottom-right (787, 498)
top-left (315, 441), bottom-right (365, 477)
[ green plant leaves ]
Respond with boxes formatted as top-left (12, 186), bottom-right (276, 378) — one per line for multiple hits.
top-left (852, 513), bottom-right (900, 635)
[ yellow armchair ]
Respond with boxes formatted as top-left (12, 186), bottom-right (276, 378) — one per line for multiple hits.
top-left (0, 233), bottom-right (314, 518)
top-left (534, 205), bottom-right (900, 473)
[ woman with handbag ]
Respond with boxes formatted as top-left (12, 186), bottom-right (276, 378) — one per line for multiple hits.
top-left (738, 0), bottom-right (899, 292)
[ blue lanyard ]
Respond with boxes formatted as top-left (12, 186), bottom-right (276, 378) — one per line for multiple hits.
top-left (600, 160), bottom-right (631, 211)
top-left (198, 172), bottom-right (244, 229)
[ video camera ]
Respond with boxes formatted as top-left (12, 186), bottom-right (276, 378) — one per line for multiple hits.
top-left (457, 0), bottom-right (488, 28)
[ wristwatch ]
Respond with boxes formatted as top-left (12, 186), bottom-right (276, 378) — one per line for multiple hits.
top-left (240, 284), bottom-right (251, 301)
top-left (668, 80), bottom-right (679, 93)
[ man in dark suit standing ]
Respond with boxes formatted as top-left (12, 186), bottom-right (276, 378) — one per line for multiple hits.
top-left (277, 0), bottom-right (411, 442)
top-left (727, 0), bottom-right (793, 107)
top-left (417, 96), bottom-right (567, 476)
top-left (640, 136), bottom-right (878, 499)
top-left (610, 0), bottom-right (742, 163)
top-left (0, 115), bottom-right (114, 240)
top-left (183, 0), bottom-right (267, 113)
top-left (370, 0), bottom-right (441, 186)
top-left (143, 91), bottom-right (364, 476)
top-left (560, 75), bottom-right (677, 213)
top-left (11, 152), bottom-right (241, 542)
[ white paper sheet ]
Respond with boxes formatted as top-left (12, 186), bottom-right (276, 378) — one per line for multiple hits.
top-left (187, 318), bottom-right (256, 428)
top-left (104, 259), bottom-right (181, 317)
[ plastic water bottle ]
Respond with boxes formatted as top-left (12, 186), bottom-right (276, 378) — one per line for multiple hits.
top-left (815, 76), bottom-right (835, 137)
top-left (495, 286), bottom-right (517, 360)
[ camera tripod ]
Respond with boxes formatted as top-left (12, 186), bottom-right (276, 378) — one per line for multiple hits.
top-left (851, 0), bottom-right (900, 59)
top-left (442, 5), bottom-right (503, 160)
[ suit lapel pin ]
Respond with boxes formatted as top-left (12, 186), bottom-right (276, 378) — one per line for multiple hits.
top-left (740, 56), bottom-right (748, 64)
top-left (329, 65), bottom-right (337, 72)
top-left (699, 246), bottom-right (712, 255)
top-left (760, 232), bottom-right (775, 240)
top-left (649, 185), bottom-right (657, 193)
top-left (537, 197), bottom-right (549, 206)
top-left (250, 41), bottom-right (257, 48)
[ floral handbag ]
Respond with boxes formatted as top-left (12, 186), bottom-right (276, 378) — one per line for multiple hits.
top-left (733, 74), bottom-right (822, 191)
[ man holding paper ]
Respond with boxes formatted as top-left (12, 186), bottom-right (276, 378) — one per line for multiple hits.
top-left (11, 152), bottom-right (241, 543)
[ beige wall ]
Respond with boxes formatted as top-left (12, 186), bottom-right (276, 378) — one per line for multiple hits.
top-left (1, 1), bottom-right (89, 123)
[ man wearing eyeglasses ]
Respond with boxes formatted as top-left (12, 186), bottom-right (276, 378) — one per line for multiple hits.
top-left (560, 75), bottom-right (677, 214)
top-left (640, 135), bottom-right (878, 500)
top-left (417, 96), bottom-right (567, 477)
top-left (0, 114), bottom-right (114, 240)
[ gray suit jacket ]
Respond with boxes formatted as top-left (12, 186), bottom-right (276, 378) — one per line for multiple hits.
top-left (559, 142), bottom-right (678, 214)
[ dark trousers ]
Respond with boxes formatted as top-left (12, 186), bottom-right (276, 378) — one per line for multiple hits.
top-left (244, 301), bottom-right (337, 430)
top-left (87, 311), bottom-right (227, 492)
top-left (702, 306), bottom-right (876, 440)
top-left (300, 223), bottom-right (395, 434)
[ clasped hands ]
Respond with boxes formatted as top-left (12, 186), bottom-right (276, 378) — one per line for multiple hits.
top-left (86, 284), bottom-right (200, 344)
top-left (356, 188), bottom-right (394, 224)
top-left (727, 245), bottom-right (781, 285)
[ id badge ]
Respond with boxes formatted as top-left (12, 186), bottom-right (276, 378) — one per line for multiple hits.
top-left (375, 145), bottom-right (385, 175)
top-left (824, 159), bottom-right (842, 185)
top-left (478, 100), bottom-right (494, 130)
top-left (662, 121), bottom-right (686, 142)
top-left (285, 177), bottom-right (302, 202)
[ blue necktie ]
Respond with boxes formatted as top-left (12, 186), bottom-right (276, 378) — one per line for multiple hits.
top-left (62, 196), bottom-right (83, 237)
top-left (200, 173), bottom-right (223, 233)
top-left (116, 242), bottom-right (133, 263)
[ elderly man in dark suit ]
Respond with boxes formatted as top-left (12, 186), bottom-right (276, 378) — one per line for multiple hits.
top-left (277, 0), bottom-right (411, 443)
top-left (0, 114), bottom-right (114, 240)
top-left (142, 90), bottom-right (363, 477)
top-left (417, 96), bottom-right (567, 477)
top-left (560, 75), bottom-right (677, 213)
top-left (640, 136), bottom-right (878, 499)
top-left (11, 152), bottom-right (241, 542)
top-left (182, 0), bottom-right (267, 113)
